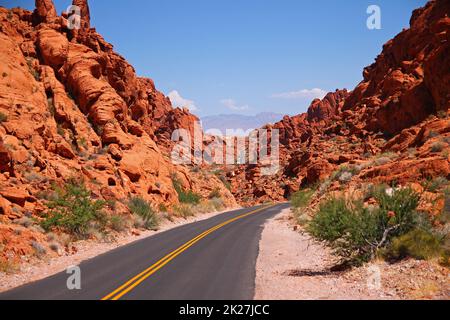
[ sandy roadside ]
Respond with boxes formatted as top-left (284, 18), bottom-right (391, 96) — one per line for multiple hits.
top-left (255, 208), bottom-right (449, 300)
top-left (254, 208), bottom-right (395, 300)
top-left (0, 206), bottom-right (240, 293)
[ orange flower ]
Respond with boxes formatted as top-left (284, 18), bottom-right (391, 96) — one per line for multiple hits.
top-left (387, 211), bottom-right (396, 218)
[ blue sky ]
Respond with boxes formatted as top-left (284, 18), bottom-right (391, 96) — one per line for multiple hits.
top-left (4, 0), bottom-right (426, 116)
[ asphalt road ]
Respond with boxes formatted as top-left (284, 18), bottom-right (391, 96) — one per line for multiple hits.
top-left (0, 203), bottom-right (289, 300)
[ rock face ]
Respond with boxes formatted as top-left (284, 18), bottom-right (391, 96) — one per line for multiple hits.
top-left (343, 0), bottom-right (450, 136)
top-left (0, 0), bottom-right (237, 259)
top-left (227, 0), bottom-right (449, 205)
top-left (34, 0), bottom-right (57, 23)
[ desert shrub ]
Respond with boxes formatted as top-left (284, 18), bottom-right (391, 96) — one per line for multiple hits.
top-left (0, 112), bottom-right (7, 123)
top-left (31, 240), bottom-right (46, 257)
top-left (173, 204), bottom-right (194, 218)
top-left (109, 215), bottom-right (128, 232)
top-left (171, 174), bottom-right (201, 204)
top-left (14, 216), bottom-right (35, 228)
top-left (290, 189), bottom-right (314, 209)
top-left (0, 259), bottom-right (18, 274)
top-left (423, 176), bottom-right (448, 192)
top-left (291, 189), bottom-right (314, 226)
top-left (219, 175), bottom-right (231, 191)
top-left (384, 229), bottom-right (443, 261)
top-left (40, 181), bottom-right (106, 238)
top-left (127, 197), bottom-right (159, 230)
top-left (158, 203), bottom-right (168, 213)
top-left (193, 201), bottom-right (215, 214)
top-left (373, 157), bottom-right (391, 166)
top-left (307, 187), bottom-right (423, 266)
top-left (208, 187), bottom-right (221, 199)
top-left (331, 165), bottom-right (359, 182)
top-left (209, 197), bottom-right (225, 211)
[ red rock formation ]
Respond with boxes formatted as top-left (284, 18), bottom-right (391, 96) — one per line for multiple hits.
top-left (72, 0), bottom-right (90, 29)
top-left (227, 0), bottom-right (449, 205)
top-left (343, 0), bottom-right (450, 136)
top-left (34, 0), bottom-right (57, 23)
top-left (0, 0), bottom-right (237, 254)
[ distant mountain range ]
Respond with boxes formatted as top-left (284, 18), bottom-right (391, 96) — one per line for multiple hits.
top-left (201, 112), bottom-right (284, 135)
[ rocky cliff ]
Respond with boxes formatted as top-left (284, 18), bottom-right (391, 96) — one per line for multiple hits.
top-left (228, 0), bottom-right (449, 205)
top-left (0, 0), bottom-right (236, 260)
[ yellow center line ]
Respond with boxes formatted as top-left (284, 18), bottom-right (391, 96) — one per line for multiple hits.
top-left (101, 204), bottom-right (275, 300)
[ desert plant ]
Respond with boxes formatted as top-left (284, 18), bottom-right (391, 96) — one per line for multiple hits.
top-left (109, 215), bottom-right (128, 232)
top-left (128, 197), bottom-right (159, 230)
top-left (31, 240), bottom-right (46, 257)
top-left (383, 229), bottom-right (443, 261)
top-left (331, 165), bottom-right (359, 182)
top-left (173, 204), bottom-right (194, 218)
top-left (40, 181), bottom-right (107, 238)
top-left (14, 216), bottom-right (35, 228)
top-left (423, 176), bottom-right (448, 192)
top-left (0, 259), bottom-right (18, 274)
top-left (209, 197), bottom-right (225, 211)
top-left (307, 187), bottom-right (423, 266)
top-left (171, 174), bottom-right (201, 204)
top-left (208, 187), bottom-right (221, 199)
top-left (290, 189), bottom-right (314, 209)
top-left (158, 203), bottom-right (168, 213)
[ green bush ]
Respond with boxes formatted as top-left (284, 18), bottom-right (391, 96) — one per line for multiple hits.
top-left (290, 189), bottom-right (314, 209)
top-left (128, 197), bottom-right (159, 230)
top-left (171, 174), bottom-right (201, 204)
top-left (41, 181), bottom-right (106, 238)
top-left (384, 229), bottom-right (443, 261)
top-left (307, 187), bottom-right (423, 266)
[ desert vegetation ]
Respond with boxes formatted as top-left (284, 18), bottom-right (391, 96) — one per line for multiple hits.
top-left (40, 180), bottom-right (107, 239)
top-left (292, 183), bottom-right (449, 268)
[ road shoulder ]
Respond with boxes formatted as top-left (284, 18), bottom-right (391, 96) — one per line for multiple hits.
top-left (254, 208), bottom-right (393, 300)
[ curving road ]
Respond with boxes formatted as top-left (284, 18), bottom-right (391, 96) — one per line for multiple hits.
top-left (0, 203), bottom-right (289, 300)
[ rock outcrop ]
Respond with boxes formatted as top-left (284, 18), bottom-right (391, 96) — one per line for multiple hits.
top-left (227, 0), bottom-right (449, 205)
top-left (0, 0), bottom-right (237, 262)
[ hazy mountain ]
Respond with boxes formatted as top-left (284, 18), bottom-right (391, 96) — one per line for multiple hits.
top-left (201, 112), bottom-right (284, 135)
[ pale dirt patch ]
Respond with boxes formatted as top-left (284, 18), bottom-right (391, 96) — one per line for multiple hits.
top-left (256, 208), bottom-right (390, 300)
top-left (0, 207), bottom-right (240, 293)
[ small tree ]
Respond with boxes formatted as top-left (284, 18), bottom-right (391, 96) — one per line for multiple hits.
top-left (307, 187), bottom-right (423, 266)
top-left (41, 181), bottom-right (106, 238)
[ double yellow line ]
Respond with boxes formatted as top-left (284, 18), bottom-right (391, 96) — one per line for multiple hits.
top-left (101, 204), bottom-right (274, 300)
